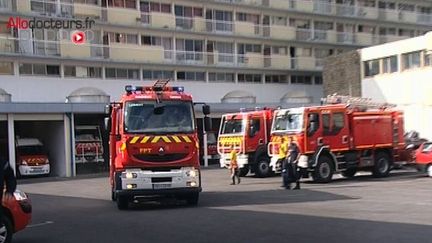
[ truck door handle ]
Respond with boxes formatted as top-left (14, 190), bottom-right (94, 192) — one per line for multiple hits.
top-left (317, 137), bottom-right (323, 146)
top-left (342, 135), bottom-right (348, 144)
top-left (258, 139), bottom-right (263, 144)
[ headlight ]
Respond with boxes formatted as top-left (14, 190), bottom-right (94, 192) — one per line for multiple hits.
top-left (13, 190), bottom-right (28, 201)
top-left (125, 172), bottom-right (137, 179)
top-left (21, 161), bottom-right (28, 166)
top-left (184, 167), bottom-right (199, 177)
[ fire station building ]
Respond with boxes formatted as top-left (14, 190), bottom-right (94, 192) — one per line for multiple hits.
top-left (1, 0), bottom-right (431, 177)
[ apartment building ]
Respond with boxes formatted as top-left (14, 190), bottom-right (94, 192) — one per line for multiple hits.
top-left (0, 0), bottom-right (431, 176)
top-left (0, 0), bottom-right (430, 107)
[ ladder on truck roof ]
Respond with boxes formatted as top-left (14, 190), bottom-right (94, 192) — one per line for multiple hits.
top-left (153, 79), bottom-right (170, 91)
top-left (321, 94), bottom-right (396, 110)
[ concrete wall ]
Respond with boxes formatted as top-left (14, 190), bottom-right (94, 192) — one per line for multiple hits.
top-left (323, 50), bottom-right (362, 97)
top-left (0, 75), bottom-right (324, 104)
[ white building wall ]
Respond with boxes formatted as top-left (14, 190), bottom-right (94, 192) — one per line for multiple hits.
top-left (0, 76), bottom-right (323, 104)
top-left (361, 36), bottom-right (432, 140)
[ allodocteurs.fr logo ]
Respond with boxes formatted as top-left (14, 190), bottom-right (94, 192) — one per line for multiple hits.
top-left (6, 16), bottom-right (95, 45)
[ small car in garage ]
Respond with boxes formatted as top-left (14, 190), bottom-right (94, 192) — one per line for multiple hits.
top-left (15, 138), bottom-right (50, 177)
top-left (414, 142), bottom-right (432, 177)
top-left (1, 190), bottom-right (32, 243)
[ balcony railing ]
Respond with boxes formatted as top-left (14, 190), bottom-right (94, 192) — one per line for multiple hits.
top-left (0, 35), bottom-right (325, 71)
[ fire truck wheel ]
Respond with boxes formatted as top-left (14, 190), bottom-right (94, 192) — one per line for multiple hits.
top-left (255, 157), bottom-right (272, 178)
top-left (239, 166), bottom-right (249, 177)
top-left (341, 168), bottom-right (357, 178)
top-left (116, 196), bottom-right (129, 210)
top-left (185, 193), bottom-right (199, 206)
top-left (372, 152), bottom-right (391, 178)
top-left (313, 156), bottom-right (334, 183)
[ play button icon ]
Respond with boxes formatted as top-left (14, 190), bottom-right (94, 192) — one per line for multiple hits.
top-left (71, 31), bottom-right (85, 45)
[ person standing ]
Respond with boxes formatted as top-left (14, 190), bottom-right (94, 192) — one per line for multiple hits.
top-left (286, 138), bottom-right (301, 190)
top-left (279, 137), bottom-right (290, 188)
top-left (228, 145), bottom-right (240, 185)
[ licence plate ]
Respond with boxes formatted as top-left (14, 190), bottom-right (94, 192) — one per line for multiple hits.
top-left (31, 169), bottom-right (44, 173)
top-left (153, 184), bottom-right (171, 189)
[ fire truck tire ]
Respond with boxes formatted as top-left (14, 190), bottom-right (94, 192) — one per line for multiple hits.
top-left (372, 152), bottom-right (391, 178)
top-left (239, 166), bottom-right (249, 177)
top-left (254, 157), bottom-right (272, 178)
top-left (312, 156), bottom-right (334, 183)
top-left (185, 193), bottom-right (199, 206)
top-left (341, 168), bottom-right (357, 178)
top-left (116, 196), bottom-right (129, 210)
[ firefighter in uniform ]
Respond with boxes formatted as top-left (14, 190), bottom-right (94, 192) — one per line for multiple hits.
top-left (286, 138), bottom-right (301, 190)
top-left (228, 144), bottom-right (240, 185)
top-left (279, 137), bottom-right (289, 188)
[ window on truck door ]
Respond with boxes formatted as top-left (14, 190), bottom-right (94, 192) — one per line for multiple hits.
top-left (323, 112), bottom-right (345, 136)
top-left (307, 112), bottom-right (320, 136)
top-left (249, 118), bottom-right (260, 137)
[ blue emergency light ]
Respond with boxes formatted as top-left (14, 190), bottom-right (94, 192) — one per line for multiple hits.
top-left (125, 85), bottom-right (184, 94)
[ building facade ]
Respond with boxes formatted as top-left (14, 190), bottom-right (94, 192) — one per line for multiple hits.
top-left (1, 0), bottom-right (432, 177)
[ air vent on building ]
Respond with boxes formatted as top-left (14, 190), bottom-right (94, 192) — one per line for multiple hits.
top-left (66, 87), bottom-right (110, 103)
top-left (221, 90), bottom-right (256, 104)
top-left (0, 88), bottom-right (11, 102)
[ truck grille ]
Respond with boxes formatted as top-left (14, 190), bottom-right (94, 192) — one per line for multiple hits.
top-left (134, 153), bottom-right (188, 162)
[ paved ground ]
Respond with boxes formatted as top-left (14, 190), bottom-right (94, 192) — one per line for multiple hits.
top-left (13, 167), bottom-right (432, 243)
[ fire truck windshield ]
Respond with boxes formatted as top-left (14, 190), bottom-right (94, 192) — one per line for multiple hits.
top-left (17, 145), bottom-right (45, 155)
top-left (124, 101), bottom-right (194, 134)
top-left (272, 112), bottom-right (303, 132)
top-left (220, 118), bottom-right (244, 134)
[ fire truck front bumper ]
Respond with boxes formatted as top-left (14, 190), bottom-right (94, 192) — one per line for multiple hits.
top-left (115, 167), bottom-right (201, 197)
top-left (219, 154), bottom-right (248, 168)
top-left (270, 157), bottom-right (282, 173)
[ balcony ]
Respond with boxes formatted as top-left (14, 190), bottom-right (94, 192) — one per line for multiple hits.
top-left (264, 55), bottom-right (291, 69)
top-left (109, 44), bottom-right (165, 62)
top-left (73, 3), bottom-right (101, 19)
top-left (263, 25), bottom-right (296, 40)
top-left (60, 40), bottom-right (91, 58)
top-left (292, 57), bottom-right (321, 70)
top-left (107, 7), bottom-right (140, 25)
top-left (0, 34), bottom-right (14, 53)
top-left (313, 30), bottom-right (337, 43)
top-left (234, 21), bottom-right (260, 37)
top-left (296, 29), bottom-right (312, 41)
top-left (206, 20), bottom-right (233, 33)
top-left (355, 32), bottom-right (375, 46)
top-left (174, 16), bottom-right (207, 32)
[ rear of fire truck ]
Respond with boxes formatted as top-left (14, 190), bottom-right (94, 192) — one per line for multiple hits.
top-left (106, 80), bottom-right (211, 210)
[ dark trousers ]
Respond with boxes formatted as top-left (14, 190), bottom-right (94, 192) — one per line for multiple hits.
top-left (231, 168), bottom-right (240, 184)
top-left (282, 161), bottom-right (300, 189)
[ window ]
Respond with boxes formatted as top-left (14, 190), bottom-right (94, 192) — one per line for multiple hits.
top-left (140, 2), bottom-right (171, 13)
top-left (402, 51), bottom-right (421, 70)
top-left (237, 44), bottom-right (261, 54)
top-left (291, 75), bottom-right (312, 85)
top-left (265, 75), bottom-right (288, 83)
top-left (238, 74), bottom-right (261, 83)
top-left (175, 5), bottom-right (203, 17)
top-left (108, 33), bottom-right (138, 44)
top-left (249, 118), bottom-right (261, 136)
top-left (106, 68), bottom-right (139, 79)
top-left (177, 71), bottom-right (205, 81)
top-left (64, 66), bottom-right (102, 78)
top-left (75, 0), bottom-right (98, 4)
top-left (363, 59), bottom-right (379, 77)
top-left (108, 0), bottom-right (136, 9)
top-left (382, 56), bottom-right (398, 73)
top-left (425, 53), bottom-right (432, 66)
top-left (0, 21), bottom-right (10, 34)
top-left (322, 114), bottom-right (331, 135)
top-left (0, 62), bottom-right (13, 75)
top-left (208, 72), bottom-right (234, 82)
top-left (399, 3), bottom-right (414, 12)
top-left (271, 16), bottom-right (287, 26)
top-left (314, 76), bottom-right (323, 85)
top-left (143, 70), bottom-right (173, 80)
top-left (19, 63), bottom-right (59, 76)
top-left (236, 13), bottom-right (259, 24)
top-left (333, 113), bottom-right (345, 134)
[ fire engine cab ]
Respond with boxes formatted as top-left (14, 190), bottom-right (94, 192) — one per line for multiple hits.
top-left (218, 108), bottom-right (273, 177)
top-left (105, 80), bottom-right (211, 209)
top-left (268, 95), bottom-right (407, 183)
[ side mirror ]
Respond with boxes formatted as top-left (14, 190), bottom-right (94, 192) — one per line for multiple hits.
top-left (105, 104), bottom-right (111, 115)
top-left (204, 116), bottom-right (212, 132)
top-left (202, 105), bottom-right (210, 115)
top-left (104, 117), bottom-right (111, 131)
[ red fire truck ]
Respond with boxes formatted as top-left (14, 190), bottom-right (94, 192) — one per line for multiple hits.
top-left (105, 80), bottom-right (211, 209)
top-left (217, 108), bottom-right (274, 177)
top-left (268, 95), bottom-right (407, 183)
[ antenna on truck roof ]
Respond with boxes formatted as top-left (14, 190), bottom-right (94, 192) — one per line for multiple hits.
top-left (321, 94), bottom-right (396, 110)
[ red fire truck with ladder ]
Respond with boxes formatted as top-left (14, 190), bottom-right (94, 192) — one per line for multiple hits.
top-left (105, 80), bottom-right (211, 209)
top-left (268, 95), bottom-right (407, 183)
top-left (217, 108), bottom-right (274, 177)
